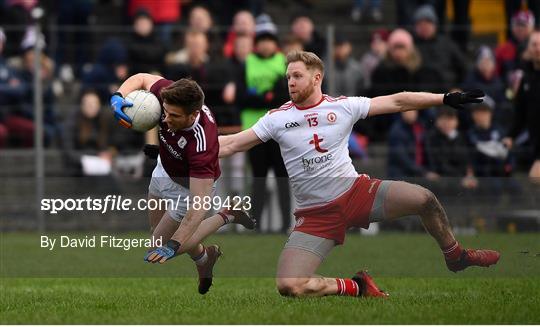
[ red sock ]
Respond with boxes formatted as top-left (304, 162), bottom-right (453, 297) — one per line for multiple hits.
top-left (335, 278), bottom-right (360, 296)
top-left (442, 241), bottom-right (463, 262)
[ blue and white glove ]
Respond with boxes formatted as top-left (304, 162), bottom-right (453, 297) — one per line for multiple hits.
top-left (144, 240), bottom-right (181, 264)
top-left (110, 92), bottom-right (133, 128)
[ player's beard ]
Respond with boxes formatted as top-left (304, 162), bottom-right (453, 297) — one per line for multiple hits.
top-left (290, 84), bottom-right (314, 105)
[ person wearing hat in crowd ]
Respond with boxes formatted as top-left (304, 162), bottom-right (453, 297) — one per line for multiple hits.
top-left (503, 30), bottom-right (540, 181)
top-left (467, 96), bottom-right (522, 202)
top-left (413, 4), bottom-right (467, 87)
top-left (504, 1), bottom-right (539, 39)
top-left (234, 13), bottom-right (291, 233)
top-left (495, 9), bottom-right (536, 89)
top-left (461, 45), bottom-right (508, 130)
top-left (126, 8), bottom-right (167, 75)
top-left (370, 28), bottom-right (444, 141)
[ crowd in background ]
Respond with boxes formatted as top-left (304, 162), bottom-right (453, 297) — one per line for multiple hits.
top-left (1, 0), bottom-right (540, 231)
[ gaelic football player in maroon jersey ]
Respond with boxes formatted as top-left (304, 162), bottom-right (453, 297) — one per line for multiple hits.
top-left (110, 73), bottom-right (254, 294)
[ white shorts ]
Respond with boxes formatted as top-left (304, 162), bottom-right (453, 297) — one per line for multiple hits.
top-left (148, 157), bottom-right (216, 222)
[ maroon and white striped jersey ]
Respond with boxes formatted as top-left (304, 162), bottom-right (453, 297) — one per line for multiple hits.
top-left (149, 79), bottom-right (220, 185)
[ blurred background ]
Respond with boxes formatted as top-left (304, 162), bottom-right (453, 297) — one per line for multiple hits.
top-left (0, 0), bottom-right (539, 234)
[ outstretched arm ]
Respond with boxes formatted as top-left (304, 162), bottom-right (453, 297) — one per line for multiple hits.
top-left (218, 129), bottom-right (263, 158)
top-left (170, 177), bottom-right (214, 246)
top-left (144, 177), bottom-right (214, 263)
top-left (368, 90), bottom-right (484, 117)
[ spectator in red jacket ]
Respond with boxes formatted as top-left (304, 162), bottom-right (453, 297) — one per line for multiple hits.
top-left (495, 9), bottom-right (535, 89)
top-left (128, 0), bottom-right (182, 44)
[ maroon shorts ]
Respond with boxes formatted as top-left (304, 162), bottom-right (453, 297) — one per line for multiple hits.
top-left (293, 175), bottom-right (382, 245)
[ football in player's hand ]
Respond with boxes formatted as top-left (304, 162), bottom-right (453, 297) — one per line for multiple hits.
top-left (124, 90), bottom-right (161, 132)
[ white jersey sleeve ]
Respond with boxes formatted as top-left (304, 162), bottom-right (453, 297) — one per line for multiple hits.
top-left (252, 112), bottom-right (274, 142)
top-left (342, 96), bottom-right (371, 122)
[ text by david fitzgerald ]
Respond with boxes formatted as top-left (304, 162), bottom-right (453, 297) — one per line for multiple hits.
top-left (40, 235), bottom-right (162, 251)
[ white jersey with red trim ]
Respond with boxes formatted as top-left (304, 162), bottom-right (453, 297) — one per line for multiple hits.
top-left (252, 94), bottom-right (371, 208)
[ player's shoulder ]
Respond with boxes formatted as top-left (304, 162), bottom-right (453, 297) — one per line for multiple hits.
top-left (189, 120), bottom-right (212, 153)
top-left (323, 94), bottom-right (348, 103)
top-left (200, 105), bottom-right (217, 125)
top-left (268, 101), bottom-right (294, 115)
top-left (149, 78), bottom-right (174, 102)
top-left (150, 78), bottom-right (174, 97)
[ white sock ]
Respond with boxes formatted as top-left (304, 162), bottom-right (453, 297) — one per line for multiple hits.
top-left (191, 248), bottom-right (208, 266)
top-left (219, 212), bottom-right (235, 224)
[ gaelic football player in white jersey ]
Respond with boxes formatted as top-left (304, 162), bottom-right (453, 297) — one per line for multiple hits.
top-left (218, 50), bottom-right (500, 298)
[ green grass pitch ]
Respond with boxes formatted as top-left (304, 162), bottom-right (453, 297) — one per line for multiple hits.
top-left (1, 232), bottom-right (539, 324)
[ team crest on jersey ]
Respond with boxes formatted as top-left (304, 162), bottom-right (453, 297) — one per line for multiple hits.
top-left (177, 136), bottom-right (187, 149)
top-left (327, 112), bottom-right (337, 123)
top-left (295, 217), bottom-right (304, 227)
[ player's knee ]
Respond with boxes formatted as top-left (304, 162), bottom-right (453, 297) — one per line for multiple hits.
top-left (276, 278), bottom-right (307, 297)
top-left (418, 187), bottom-right (439, 215)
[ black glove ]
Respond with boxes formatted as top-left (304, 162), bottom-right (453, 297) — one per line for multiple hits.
top-left (443, 89), bottom-right (485, 110)
top-left (143, 144), bottom-right (159, 159)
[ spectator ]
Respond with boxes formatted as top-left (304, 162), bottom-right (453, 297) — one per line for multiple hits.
top-left (62, 89), bottom-right (114, 177)
top-left (126, 9), bottom-right (166, 75)
top-left (8, 30), bottom-right (59, 147)
top-left (396, 0), bottom-right (445, 29)
top-left (504, 1), bottom-right (540, 38)
top-left (388, 110), bottom-right (437, 180)
top-left (165, 29), bottom-right (208, 67)
top-left (222, 34), bottom-right (253, 134)
top-left (503, 30), bottom-right (540, 181)
top-left (81, 38), bottom-right (129, 103)
top-left (0, 0), bottom-right (37, 58)
top-left (187, 5), bottom-right (222, 58)
top-left (351, 0), bottom-right (383, 23)
top-left (467, 96), bottom-right (521, 201)
top-left (222, 10), bottom-right (255, 58)
top-left (495, 9), bottom-right (535, 90)
top-left (289, 13), bottom-right (326, 57)
top-left (370, 28), bottom-right (443, 140)
top-left (462, 46), bottom-right (508, 129)
top-left (165, 29), bottom-right (233, 137)
top-left (425, 107), bottom-right (477, 189)
top-left (413, 4), bottom-right (467, 86)
top-left (0, 28), bottom-right (32, 148)
top-left (425, 107), bottom-right (478, 223)
top-left (281, 34), bottom-right (304, 55)
top-left (235, 15), bottom-right (291, 233)
top-left (359, 29), bottom-right (389, 90)
top-left (219, 33), bottom-right (254, 208)
top-left (128, 0), bottom-right (182, 44)
top-left (327, 35), bottom-right (363, 96)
